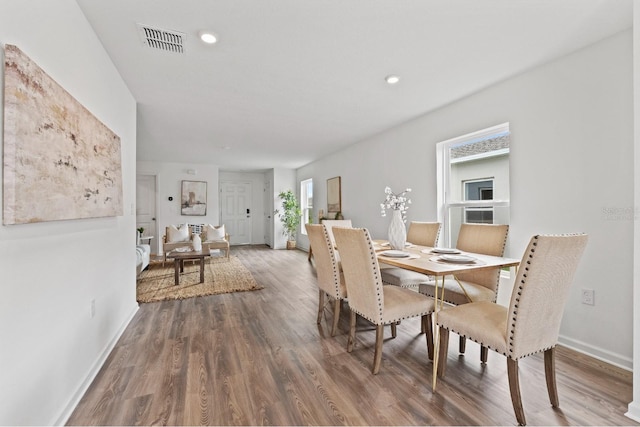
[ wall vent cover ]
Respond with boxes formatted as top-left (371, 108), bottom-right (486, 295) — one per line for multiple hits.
top-left (137, 24), bottom-right (185, 53)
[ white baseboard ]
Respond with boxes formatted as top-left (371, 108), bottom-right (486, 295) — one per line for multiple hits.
top-left (558, 334), bottom-right (632, 371)
top-left (626, 402), bottom-right (640, 423)
top-left (54, 304), bottom-right (139, 426)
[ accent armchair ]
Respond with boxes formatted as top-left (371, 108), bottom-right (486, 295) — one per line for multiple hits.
top-left (200, 224), bottom-right (230, 259)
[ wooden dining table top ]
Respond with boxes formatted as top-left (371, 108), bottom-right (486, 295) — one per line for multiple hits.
top-left (373, 240), bottom-right (520, 276)
top-left (373, 239), bottom-right (520, 391)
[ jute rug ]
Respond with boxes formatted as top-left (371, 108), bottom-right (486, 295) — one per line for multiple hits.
top-left (137, 256), bottom-right (263, 303)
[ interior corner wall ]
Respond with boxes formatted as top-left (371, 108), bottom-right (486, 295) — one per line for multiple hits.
top-left (136, 161), bottom-right (220, 255)
top-left (298, 29), bottom-right (634, 370)
top-left (0, 1), bottom-right (138, 425)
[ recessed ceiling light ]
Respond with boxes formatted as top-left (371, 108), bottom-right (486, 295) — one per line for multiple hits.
top-left (385, 75), bottom-right (400, 84)
top-left (199, 31), bottom-right (218, 44)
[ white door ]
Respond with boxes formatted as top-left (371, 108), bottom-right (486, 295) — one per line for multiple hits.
top-left (220, 181), bottom-right (252, 245)
top-left (264, 179), bottom-right (273, 247)
top-left (136, 175), bottom-right (157, 253)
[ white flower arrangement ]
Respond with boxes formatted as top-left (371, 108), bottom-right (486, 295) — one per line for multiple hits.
top-left (380, 186), bottom-right (412, 222)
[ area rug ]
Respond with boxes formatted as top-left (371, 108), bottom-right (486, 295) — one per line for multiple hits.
top-left (137, 256), bottom-right (263, 303)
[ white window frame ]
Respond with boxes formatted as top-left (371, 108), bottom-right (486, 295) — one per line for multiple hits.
top-left (436, 122), bottom-right (510, 247)
top-left (300, 178), bottom-right (313, 235)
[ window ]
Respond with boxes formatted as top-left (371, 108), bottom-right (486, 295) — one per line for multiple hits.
top-left (436, 123), bottom-right (510, 247)
top-left (464, 178), bottom-right (494, 224)
top-left (300, 178), bottom-right (313, 235)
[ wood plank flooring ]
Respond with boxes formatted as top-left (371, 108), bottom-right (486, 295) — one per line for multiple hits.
top-left (67, 245), bottom-right (635, 426)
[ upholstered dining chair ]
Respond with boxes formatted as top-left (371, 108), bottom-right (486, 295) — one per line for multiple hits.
top-left (305, 224), bottom-right (348, 337)
top-left (419, 223), bottom-right (509, 360)
top-left (308, 219), bottom-right (352, 262)
top-left (435, 233), bottom-right (588, 426)
top-left (381, 221), bottom-right (441, 288)
top-left (332, 227), bottom-right (435, 374)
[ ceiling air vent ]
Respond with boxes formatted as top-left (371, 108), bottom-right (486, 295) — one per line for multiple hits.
top-left (137, 24), bottom-right (185, 54)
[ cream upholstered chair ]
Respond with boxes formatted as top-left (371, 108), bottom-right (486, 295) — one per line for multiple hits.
top-left (162, 224), bottom-right (192, 262)
top-left (436, 234), bottom-right (588, 426)
top-left (381, 221), bottom-right (441, 288)
top-left (199, 224), bottom-right (230, 259)
top-left (305, 224), bottom-right (347, 336)
top-left (308, 219), bottom-right (352, 261)
top-left (419, 223), bottom-right (509, 360)
top-left (332, 227), bottom-right (435, 374)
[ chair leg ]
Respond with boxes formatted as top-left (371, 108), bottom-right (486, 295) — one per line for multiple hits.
top-left (507, 358), bottom-right (526, 426)
top-left (437, 327), bottom-right (449, 377)
top-left (423, 314), bottom-right (434, 360)
top-left (373, 324), bottom-right (384, 374)
top-left (330, 298), bottom-right (341, 337)
top-left (391, 322), bottom-right (397, 338)
top-left (347, 310), bottom-right (357, 353)
top-left (480, 346), bottom-right (488, 363)
top-left (317, 290), bottom-right (325, 325)
top-left (459, 335), bottom-right (466, 353)
top-left (544, 347), bottom-right (559, 407)
top-left (308, 246), bottom-right (313, 262)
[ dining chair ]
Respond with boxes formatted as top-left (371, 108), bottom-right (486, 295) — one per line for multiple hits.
top-left (419, 223), bottom-right (509, 360)
top-left (308, 219), bottom-right (353, 261)
top-left (305, 224), bottom-right (348, 336)
top-left (435, 233), bottom-right (588, 426)
top-left (381, 221), bottom-right (441, 288)
top-left (332, 226), bottom-right (435, 374)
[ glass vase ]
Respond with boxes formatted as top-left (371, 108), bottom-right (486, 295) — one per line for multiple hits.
top-left (388, 209), bottom-right (407, 250)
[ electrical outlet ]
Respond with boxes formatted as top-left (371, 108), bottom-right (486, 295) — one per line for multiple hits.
top-left (581, 289), bottom-right (595, 306)
top-left (90, 299), bottom-right (96, 318)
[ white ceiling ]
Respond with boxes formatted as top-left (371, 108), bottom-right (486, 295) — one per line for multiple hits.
top-left (76, 0), bottom-right (632, 171)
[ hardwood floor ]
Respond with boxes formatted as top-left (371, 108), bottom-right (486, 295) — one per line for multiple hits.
top-left (67, 245), bottom-right (634, 426)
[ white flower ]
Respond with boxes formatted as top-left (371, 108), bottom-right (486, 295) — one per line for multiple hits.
top-left (380, 187), bottom-right (412, 221)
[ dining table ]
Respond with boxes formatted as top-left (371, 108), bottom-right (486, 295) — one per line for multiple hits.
top-left (374, 240), bottom-right (520, 390)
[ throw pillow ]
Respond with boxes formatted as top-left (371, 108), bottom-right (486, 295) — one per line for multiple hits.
top-left (167, 224), bottom-right (190, 242)
top-left (204, 224), bottom-right (225, 241)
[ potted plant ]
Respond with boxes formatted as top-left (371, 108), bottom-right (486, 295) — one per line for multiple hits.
top-left (276, 190), bottom-right (302, 249)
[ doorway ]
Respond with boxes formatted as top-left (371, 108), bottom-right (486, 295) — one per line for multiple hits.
top-left (220, 181), bottom-right (253, 245)
top-left (136, 175), bottom-right (158, 254)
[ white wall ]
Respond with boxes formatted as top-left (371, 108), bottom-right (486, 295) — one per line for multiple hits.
top-left (136, 161), bottom-right (220, 254)
top-left (219, 171), bottom-right (267, 244)
top-left (627, 0), bottom-right (640, 422)
top-left (298, 30), bottom-right (634, 369)
top-left (0, 1), bottom-right (137, 425)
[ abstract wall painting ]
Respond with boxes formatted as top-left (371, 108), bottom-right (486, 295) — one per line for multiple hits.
top-left (3, 44), bottom-right (123, 225)
top-left (181, 180), bottom-right (207, 216)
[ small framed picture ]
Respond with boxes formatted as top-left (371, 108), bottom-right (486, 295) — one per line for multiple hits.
top-left (327, 176), bottom-right (341, 214)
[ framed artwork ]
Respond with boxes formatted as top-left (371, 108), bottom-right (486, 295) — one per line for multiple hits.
top-left (327, 176), bottom-right (341, 214)
top-left (181, 180), bottom-right (207, 216)
top-left (3, 44), bottom-right (123, 225)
